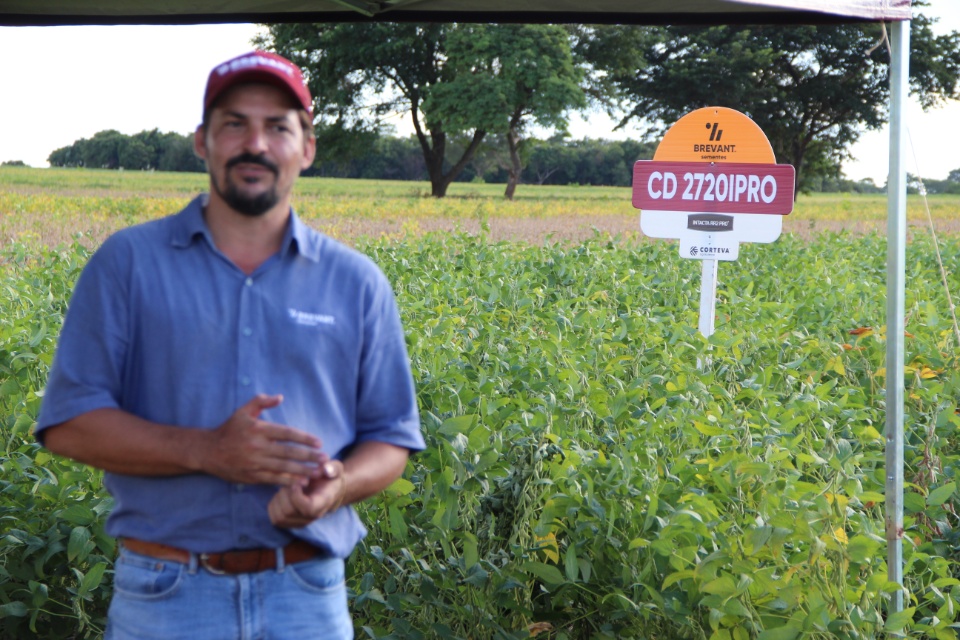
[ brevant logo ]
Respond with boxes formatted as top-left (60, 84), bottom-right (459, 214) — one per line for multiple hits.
top-left (694, 121), bottom-right (736, 156)
top-left (288, 308), bottom-right (336, 327)
top-left (706, 122), bottom-right (723, 142)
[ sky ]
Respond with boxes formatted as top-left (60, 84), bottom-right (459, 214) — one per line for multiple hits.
top-left (0, 2), bottom-right (958, 184)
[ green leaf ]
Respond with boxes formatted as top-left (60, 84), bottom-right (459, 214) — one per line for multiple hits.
top-left (388, 506), bottom-right (408, 542)
top-left (757, 625), bottom-right (801, 640)
top-left (735, 461), bottom-right (771, 476)
top-left (721, 597), bottom-right (752, 619)
top-left (438, 415), bottom-right (477, 437)
top-left (463, 563), bottom-right (488, 587)
top-left (12, 413), bottom-right (34, 436)
top-left (927, 482), bottom-right (956, 507)
top-left (629, 537), bottom-right (650, 550)
top-left (694, 421), bottom-right (724, 436)
top-left (386, 477), bottom-right (415, 497)
top-left (702, 575), bottom-right (737, 597)
top-left (0, 377), bottom-right (19, 397)
top-left (78, 562), bottom-right (107, 596)
top-left (883, 607), bottom-right (916, 632)
top-left (904, 491), bottom-right (926, 513)
top-left (463, 533), bottom-right (479, 569)
top-left (847, 535), bottom-right (881, 564)
top-left (748, 526), bottom-right (772, 555)
top-left (67, 526), bottom-right (91, 562)
top-left (522, 561), bottom-right (566, 587)
top-left (60, 504), bottom-right (94, 526)
top-left (662, 570), bottom-right (695, 589)
top-left (0, 601), bottom-right (28, 617)
top-left (564, 545), bottom-right (579, 582)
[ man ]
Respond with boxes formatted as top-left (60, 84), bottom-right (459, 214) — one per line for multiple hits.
top-left (36, 51), bottom-right (425, 639)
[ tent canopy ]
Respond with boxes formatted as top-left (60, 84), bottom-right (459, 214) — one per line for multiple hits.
top-left (0, 0), bottom-right (911, 26)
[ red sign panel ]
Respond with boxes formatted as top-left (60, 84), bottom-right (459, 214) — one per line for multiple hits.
top-left (633, 161), bottom-right (795, 215)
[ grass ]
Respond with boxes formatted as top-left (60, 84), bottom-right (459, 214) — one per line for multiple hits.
top-left (2, 166), bottom-right (959, 249)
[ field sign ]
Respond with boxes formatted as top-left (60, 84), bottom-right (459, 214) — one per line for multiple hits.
top-left (632, 106), bottom-right (795, 340)
top-left (633, 106), bottom-right (795, 261)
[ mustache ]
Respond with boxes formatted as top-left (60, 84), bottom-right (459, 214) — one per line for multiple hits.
top-left (226, 153), bottom-right (279, 176)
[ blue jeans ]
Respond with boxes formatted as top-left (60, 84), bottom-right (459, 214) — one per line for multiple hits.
top-left (105, 546), bottom-right (354, 640)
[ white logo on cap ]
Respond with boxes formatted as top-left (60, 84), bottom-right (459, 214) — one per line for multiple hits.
top-left (217, 55), bottom-right (294, 77)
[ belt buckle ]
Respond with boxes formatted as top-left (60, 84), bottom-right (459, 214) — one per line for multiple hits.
top-left (199, 553), bottom-right (227, 575)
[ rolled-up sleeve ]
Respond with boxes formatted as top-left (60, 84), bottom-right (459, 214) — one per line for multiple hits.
top-left (353, 272), bottom-right (424, 453)
top-left (36, 236), bottom-right (130, 443)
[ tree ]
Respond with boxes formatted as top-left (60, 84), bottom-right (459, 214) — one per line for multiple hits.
top-left (427, 24), bottom-right (585, 199)
top-left (258, 24), bottom-right (479, 197)
top-left (577, 11), bottom-right (960, 194)
top-left (118, 138), bottom-right (152, 170)
top-left (83, 129), bottom-right (125, 169)
top-left (48, 129), bottom-right (204, 172)
top-left (258, 23), bottom-right (584, 198)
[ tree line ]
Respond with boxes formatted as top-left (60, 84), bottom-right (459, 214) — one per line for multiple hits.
top-left (44, 127), bottom-right (960, 195)
top-left (308, 134), bottom-right (658, 187)
top-left (47, 129), bottom-right (205, 173)
top-left (46, 128), bottom-right (657, 186)
top-left (258, 17), bottom-right (959, 198)
top-left (44, 16), bottom-right (960, 198)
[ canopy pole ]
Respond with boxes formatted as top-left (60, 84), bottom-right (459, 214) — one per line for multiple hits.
top-left (885, 17), bottom-right (909, 616)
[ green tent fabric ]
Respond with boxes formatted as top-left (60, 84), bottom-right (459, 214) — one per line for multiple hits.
top-left (0, 0), bottom-right (911, 26)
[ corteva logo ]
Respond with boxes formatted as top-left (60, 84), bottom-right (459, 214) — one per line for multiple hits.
top-left (690, 246), bottom-right (731, 257)
top-left (694, 121), bottom-right (736, 156)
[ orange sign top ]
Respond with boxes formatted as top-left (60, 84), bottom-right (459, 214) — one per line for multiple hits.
top-left (653, 106), bottom-right (775, 164)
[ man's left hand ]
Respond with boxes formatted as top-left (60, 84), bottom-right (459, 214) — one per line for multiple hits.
top-left (268, 461), bottom-right (347, 528)
top-left (267, 442), bottom-right (410, 529)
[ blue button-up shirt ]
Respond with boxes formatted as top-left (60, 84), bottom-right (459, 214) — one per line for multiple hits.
top-left (37, 195), bottom-right (424, 557)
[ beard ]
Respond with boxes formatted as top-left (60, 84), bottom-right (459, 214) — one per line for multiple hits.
top-left (212, 153), bottom-right (281, 217)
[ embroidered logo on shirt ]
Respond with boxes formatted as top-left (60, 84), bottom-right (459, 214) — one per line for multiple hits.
top-left (288, 308), bottom-right (336, 327)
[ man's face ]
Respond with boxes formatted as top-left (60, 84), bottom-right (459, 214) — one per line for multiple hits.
top-left (195, 83), bottom-right (315, 217)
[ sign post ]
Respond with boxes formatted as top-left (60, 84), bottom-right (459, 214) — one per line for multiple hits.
top-left (633, 107), bottom-right (795, 338)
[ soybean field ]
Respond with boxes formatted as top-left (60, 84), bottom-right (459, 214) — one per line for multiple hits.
top-left (3, 167), bottom-right (960, 639)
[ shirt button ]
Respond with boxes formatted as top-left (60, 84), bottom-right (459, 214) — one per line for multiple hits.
top-left (240, 376), bottom-right (251, 386)
top-left (242, 327), bottom-right (253, 337)
top-left (234, 484), bottom-right (244, 492)
top-left (245, 277), bottom-right (254, 287)
top-left (239, 535), bottom-right (251, 544)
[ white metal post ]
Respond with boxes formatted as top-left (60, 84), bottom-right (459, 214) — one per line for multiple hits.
top-left (886, 18), bottom-right (909, 615)
top-left (698, 258), bottom-right (718, 338)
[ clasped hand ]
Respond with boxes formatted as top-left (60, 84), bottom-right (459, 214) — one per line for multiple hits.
top-left (268, 461), bottom-right (347, 528)
top-left (202, 393), bottom-right (347, 528)
top-left (205, 393), bottom-right (325, 485)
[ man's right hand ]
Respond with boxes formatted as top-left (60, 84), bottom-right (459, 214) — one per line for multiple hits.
top-left (42, 398), bottom-right (325, 484)
top-left (199, 394), bottom-right (327, 486)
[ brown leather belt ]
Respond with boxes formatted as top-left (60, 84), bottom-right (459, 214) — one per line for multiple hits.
top-left (122, 538), bottom-right (325, 575)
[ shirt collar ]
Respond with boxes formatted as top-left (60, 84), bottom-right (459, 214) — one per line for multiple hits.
top-left (170, 194), bottom-right (322, 263)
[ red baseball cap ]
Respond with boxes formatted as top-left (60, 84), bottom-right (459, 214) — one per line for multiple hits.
top-left (204, 51), bottom-right (313, 117)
